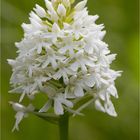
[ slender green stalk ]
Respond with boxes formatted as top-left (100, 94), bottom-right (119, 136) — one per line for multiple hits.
top-left (59, 112), bottom-right (69, 140)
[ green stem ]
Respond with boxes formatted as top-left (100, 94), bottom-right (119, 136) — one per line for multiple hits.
top-left (59, 112), bottom-right (69, 140)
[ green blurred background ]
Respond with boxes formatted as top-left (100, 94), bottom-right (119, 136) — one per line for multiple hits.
top-left (1, 0), bottom-right (139, 140)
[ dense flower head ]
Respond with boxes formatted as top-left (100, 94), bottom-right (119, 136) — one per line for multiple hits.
top-left (8, 0), bottom-right (121, 130)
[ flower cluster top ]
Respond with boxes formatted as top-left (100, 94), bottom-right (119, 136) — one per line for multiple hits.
top-left (8, 0), bottom-right (121, 131)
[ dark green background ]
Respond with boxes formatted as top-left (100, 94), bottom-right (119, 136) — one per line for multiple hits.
top-left (1, 0), bottom-right (139, 140)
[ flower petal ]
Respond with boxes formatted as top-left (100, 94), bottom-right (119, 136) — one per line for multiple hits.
top-left (54, 99), bottom-right (64, 115)
top-left (57, 4), bottom-right (66, 17)
top-left (74, 85), bottom-right (84, 97)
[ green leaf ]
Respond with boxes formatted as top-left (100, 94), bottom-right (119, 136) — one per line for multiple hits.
top-left (73, 95), bottom-right (93, 110)
top-left (32, 111), bottom-right (60, 125)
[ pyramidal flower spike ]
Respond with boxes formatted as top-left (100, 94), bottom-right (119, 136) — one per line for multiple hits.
top-left (8, 0), bottom-right (121, 139)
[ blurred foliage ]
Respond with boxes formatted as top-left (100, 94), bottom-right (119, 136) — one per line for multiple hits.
top-left (1, 0), bottom-right (139, 140)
